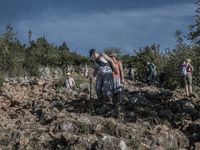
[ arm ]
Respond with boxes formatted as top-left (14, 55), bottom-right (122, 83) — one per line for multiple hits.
top-left (179, 66), bottom-right (183, 73)
top-left (119, 63), bottom-right (124, 84)
top-left (101, 53), bottom-right (115, 69)
top-left (189, 65), bottom-right (193, 74)
top-left (71, 79), bottom-right (75, 87)
top-left (152, 65), bottom-right (156, 72)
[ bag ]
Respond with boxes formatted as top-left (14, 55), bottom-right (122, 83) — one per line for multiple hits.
top-left (95, 58), bottom-right (113, 70)
top-left (181, 67), bottom-right (186, 76)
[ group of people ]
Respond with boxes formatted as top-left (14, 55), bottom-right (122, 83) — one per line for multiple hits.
top-left (144, 61), bottom-right (165, 86)
top-left (89, 49), bottom-right (124, 108)
top-left (63, 49), bottom-right (194, 106)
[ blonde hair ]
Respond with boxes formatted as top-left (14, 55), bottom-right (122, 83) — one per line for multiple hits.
top-left (183, 62), bottom-right (186, 65)
top-left (186, 59), bottom-right (191, 63)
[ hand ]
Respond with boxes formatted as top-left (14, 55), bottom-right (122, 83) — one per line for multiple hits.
top-left (121, 79), bottom-right (124, 84)
top-left (113, 68), bottom-right (118, 75)
top-left (90, 76), bottom-right (94, 81)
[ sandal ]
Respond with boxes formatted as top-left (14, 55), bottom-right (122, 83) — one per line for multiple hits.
top-left (109, 104), bottom-right (114, 108)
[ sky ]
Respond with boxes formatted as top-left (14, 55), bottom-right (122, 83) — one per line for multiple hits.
top-left (0, 0), bottom-right (198, 56)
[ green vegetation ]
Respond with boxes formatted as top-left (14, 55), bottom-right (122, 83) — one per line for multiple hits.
top-left (1, 1), bottom-right (200, 91)
top-left (125, 139), bottom-right (142, 150)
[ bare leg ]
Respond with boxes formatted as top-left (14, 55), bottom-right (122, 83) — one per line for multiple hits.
top-left (188, 85), bottom-right (192, 95)
top-left (100, 98), bottom-right (106, 104)
top-left (113, 93), bottom-right (118, 105)
top-left (185, 85), bottom-right (189, 96)
top-left (107, 96), bottom-right (113, 105)
top-left (118, 92), bottom-right (122, 104)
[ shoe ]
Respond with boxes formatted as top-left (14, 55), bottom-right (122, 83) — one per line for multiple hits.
top-left (109, 104), bottom-right (114, 108)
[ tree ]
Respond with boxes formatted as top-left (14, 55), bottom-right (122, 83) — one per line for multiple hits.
top-left (103, 46), bottom-right (122, 59)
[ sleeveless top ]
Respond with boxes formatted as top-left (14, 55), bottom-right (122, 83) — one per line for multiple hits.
top-left (95, 56), bottom-right (112, 75)
top-left (113, 61), bottom-right (122, 78)
top-left (182, 63), bottom-right (191, 74)
top-left (65, 78), bottom-right (73, 88)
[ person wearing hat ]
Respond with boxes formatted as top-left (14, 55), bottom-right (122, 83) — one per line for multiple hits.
top-left (89, 49), bottom-right (118, 108)
top-left (110, 53), bottom-right (124, 105)
top-left (63, 72), bottom-right (75, 89)
top-left (158, 71), bottom-right (165, 84)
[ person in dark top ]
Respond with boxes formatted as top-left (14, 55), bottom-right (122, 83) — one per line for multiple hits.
top-left (158, 71), bottom-right (165, 84)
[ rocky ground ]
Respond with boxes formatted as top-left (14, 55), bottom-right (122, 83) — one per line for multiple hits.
top-left (0, 68), bottom-right (200, 150)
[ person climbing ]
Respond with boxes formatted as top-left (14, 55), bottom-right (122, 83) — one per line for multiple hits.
top-left (89, 49), bottom-right (118, 108)
top-left (128, 67), bottom-right (132, 79)
top-left (66, 65), bottom-right (71, 73)
top-left (158, 71), bottom-right (165, 84)
top-left (146, 61), bottom-right (162, 86)
top-left (179, 59), bottom-right (193, 97)
top-left (130, 68), bottom-right (135, 80)
top-left (84, 65), bottom-right (89, 78)
top-left (63, 72), bottom-right (75, 89)
top-left (110, 53), bottom-right (124, 106)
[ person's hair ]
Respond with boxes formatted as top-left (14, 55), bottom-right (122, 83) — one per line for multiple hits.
top-left (183, 62), bottom-right (186, 65)
top-left (186, 59), bottom-right (191, 63)
top-left (145, 61), bottom-right (150, 64)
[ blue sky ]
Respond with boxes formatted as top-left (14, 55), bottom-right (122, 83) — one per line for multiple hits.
top-left (0, 0), bottom-right (198, 56)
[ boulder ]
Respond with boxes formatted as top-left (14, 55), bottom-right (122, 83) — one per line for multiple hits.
top-left (151, 125), bottom-right (189, 149)
top-left (53, 120), bottom-right (78, 133)
top-left (96, 133), bottom-right (128, 150)
top-left (130, 95), bottom-right (151, 106)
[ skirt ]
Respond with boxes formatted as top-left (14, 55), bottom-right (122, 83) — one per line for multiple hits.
top-left (113, 77), bottom-right (124, 94)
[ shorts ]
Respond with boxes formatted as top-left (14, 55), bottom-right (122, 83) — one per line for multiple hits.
top-left (183, 73), bottom-right (192, 85)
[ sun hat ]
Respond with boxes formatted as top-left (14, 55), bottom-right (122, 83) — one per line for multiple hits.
top-left (66, 72), bottom-right (71, 76)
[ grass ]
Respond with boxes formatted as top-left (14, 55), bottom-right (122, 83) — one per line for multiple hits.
top-left (125, 139), bottom-right (142, 150)
top-left (24, 132), bottom-right (31, 138)
top-left (102, 120), bottom-right (117, 136)
top-left (193, 86), bottom-right (200, 95)
top-left (8, 113), bottom-right (18, 119)
top-left (0, 137), bottom-right (10, 146)
top-left (75, 122), bottom-right (93, 135)
top-left (161, 118), bottom-right (172, 128)
top-left (173, 114), bottom-right (185, 124)
top-left (0, 128), bottom-right (11, 133)
top-left (134, 106), bottom-right (152, 118)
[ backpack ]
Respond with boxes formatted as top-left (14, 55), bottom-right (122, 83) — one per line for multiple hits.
top-left (181, 66), bottom-right (186, 76)
top-left (95, 58), bottom-right (113, 70)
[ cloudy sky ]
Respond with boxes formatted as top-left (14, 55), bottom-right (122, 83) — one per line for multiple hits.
top-left (0, 0), bottom-right (198, 56)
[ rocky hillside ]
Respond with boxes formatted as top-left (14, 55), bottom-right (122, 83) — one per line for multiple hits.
top-left (0, 67), bottom-right (200, 150)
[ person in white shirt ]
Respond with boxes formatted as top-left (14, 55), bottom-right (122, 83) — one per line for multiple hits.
top-left (63, 72), bottom-right (75, 89)
top-left (84, 65), bottom-right (88, 78)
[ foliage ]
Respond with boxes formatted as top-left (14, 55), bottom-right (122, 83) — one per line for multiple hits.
top-left (126, 139), bottom-right (142, 150)
top-left (1, 1), bottom-right (200, 92)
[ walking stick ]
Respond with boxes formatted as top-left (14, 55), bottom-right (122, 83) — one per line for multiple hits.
top-left (90, 80), bottom-right (92, 115)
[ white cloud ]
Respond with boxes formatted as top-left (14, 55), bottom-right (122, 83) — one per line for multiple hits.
top-left (13, 2), bottom-right (198, 56)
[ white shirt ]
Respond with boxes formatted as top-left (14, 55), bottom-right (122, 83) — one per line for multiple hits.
top-left (65, 78), bottom-right (73, 88)
top-left (95, 56), bottom-right (112, 75)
